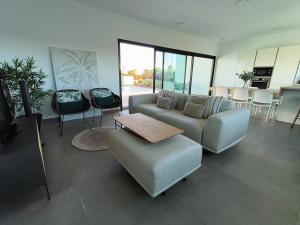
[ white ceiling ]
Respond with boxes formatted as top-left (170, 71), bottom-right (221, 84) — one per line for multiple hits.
top-left (74, 0), bottom-right (300, 41)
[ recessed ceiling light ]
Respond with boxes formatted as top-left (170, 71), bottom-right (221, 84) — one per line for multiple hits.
top-left (235, 0), bottom-right (251, 6)
top-left (175, 21), bottom-right (184, 27)
top-left (219, 37), bottom-right (226, 40)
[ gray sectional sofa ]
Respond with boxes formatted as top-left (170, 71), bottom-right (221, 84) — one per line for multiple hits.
top-left (129, 93), bottom-right (250, 154)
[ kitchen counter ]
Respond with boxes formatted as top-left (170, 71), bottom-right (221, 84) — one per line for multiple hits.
top-left (276, 85), bottom-right (300, 124)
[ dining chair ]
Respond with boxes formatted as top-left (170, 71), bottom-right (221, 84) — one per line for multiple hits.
top-left (291, 108), bottom-right (300, 128)
top-left (250, 89), bottom-right (273, 122)
top-left (232, 88), bottom-right (249, 108)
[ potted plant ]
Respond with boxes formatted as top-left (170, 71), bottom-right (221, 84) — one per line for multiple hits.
top-left (236, 70), bottom-right (254, 88)
top-left (1, 57), bottom-right (50, 129)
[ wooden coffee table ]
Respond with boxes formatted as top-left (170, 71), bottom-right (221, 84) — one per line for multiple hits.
top-left (113, 113), bottom-right (184, 143)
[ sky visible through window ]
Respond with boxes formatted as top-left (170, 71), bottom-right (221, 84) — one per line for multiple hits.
top-left (120, 43), bottom-right (154, 75)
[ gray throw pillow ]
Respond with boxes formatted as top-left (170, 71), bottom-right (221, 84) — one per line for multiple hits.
top-left (188, 95), bottom-right (210, 105)
top-left (182, 102), bottom-right (206, 119)
top-left (159, 90), bottom-right (178, 109)
top-left (156, 96), bottom-right (173, 109)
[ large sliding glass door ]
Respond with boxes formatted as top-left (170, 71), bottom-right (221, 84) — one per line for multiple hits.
top-left (119, 43), bottom-right (154, 108)
top-left (119, 39), bottom-right (216, 108)
top-left (154, 51), bottom-right (163, 92)
top-left (190, 57), bottom-right (214, 95)
top-left (162, 53), bottom-right (186, 93)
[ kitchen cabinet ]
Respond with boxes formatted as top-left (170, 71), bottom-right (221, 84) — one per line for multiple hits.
top-left (254, 48), bottom-right (278, 67)
top-left (234, 49), bottom-right (257, 86)
top-left (269, 45), bottom-right (300, 89)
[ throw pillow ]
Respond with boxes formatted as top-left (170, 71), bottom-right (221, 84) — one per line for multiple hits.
top-left (92, 89), bottom-right (112, 98)
top-left (203, 96), bottom-right (223, 118)
top-left (57, 91), bottom-right (82, 103)
top-left (156, 96), bottom-right (173, 109)
top-left (188, 95), bottom-right (210, 105)
top-left (182, 102), bottom-right (206, 119)
top-left (159, 90), bottom-right (178, 109)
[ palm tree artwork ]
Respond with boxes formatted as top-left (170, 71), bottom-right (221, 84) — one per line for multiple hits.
top-left (50, 47), bottom-right (99, 91)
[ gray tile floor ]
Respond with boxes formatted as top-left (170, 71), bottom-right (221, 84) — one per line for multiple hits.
top-left (0, 112), bottom-right (300, 225)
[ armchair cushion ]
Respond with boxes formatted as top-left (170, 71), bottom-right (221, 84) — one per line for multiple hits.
top-left (92, 89), bottom-right (112, 98)
top-left (90, 89), bottom-right (115, 108)
top-left (57, 91), bottom-right (82, 103)
top-left (55, 91), bottom-right (89, 114)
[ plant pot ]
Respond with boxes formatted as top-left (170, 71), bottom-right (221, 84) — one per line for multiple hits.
top-left (243, 81), bottom-right (249, 88)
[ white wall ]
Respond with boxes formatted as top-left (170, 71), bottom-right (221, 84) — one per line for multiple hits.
top-left (214, 29), bottom-right (300, 86)
top-left (0, 0), bottom-right (217, 119)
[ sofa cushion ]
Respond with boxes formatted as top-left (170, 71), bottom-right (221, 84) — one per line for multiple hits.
top-left (134, 104), bottom-right (169, 119)
top-left (174, 93), bottom-right (187, 111)
top-left (156, 96), bottom-right (173, 109)
top-left (188, 95), bottom-right (211, 105)
top-left (159, 90), bottom-right (177, 109)
top-left (182, 102), bottom-right (206, 119)
top-left (158, 110), bottom-right (207, 143)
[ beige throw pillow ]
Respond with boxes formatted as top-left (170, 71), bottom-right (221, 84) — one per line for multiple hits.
top-left (182, 102), bottom-right (206, 119)
top-left (156, 96), bottom-right (173, 109)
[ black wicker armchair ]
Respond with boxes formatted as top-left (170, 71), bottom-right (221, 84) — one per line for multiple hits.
top-left (89, 88), bottom-right (121, 126)
top-left (51, 89), bottom-right (91, 136)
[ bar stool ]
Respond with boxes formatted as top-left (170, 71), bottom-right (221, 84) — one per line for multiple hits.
top-left (291, 108), bottom-right (300, 128)
top-left (250, 89), bottom-right (273, 122)
top-left (232, 88), bottom-right (249, 108)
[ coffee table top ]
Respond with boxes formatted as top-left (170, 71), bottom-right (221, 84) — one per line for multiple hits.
top-left (114, 113), bottom-right (184, 143)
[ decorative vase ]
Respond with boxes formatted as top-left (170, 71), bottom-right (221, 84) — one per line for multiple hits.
top-left (243, 80), bottom-right (248, 88)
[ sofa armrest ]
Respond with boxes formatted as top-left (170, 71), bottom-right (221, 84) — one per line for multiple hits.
top-left (202, 109), bottom-right (250, 154)
top-left (129, 93), bottom-right (158, 114)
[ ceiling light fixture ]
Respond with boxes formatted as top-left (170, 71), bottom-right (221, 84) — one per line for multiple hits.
top-left (234, 0), bottom-right (251, 6)
top-left (175, 21), bottom-right (184, 27)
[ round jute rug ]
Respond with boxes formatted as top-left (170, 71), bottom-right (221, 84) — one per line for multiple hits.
top-left (72, 127), bottom-right (114, 151)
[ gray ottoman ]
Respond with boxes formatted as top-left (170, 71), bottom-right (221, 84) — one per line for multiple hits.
top-left (109, 129), bottom-right (202, 198)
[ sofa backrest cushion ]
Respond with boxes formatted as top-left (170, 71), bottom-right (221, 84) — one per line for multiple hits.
top-left (219, 99), bottom-right (236, 112)
top-left (175, 93), bottom-right (187, 111)
top-left (156, 96), bottom-right (173, 109)
top-left (159, 90), bottom-right (178, 109)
